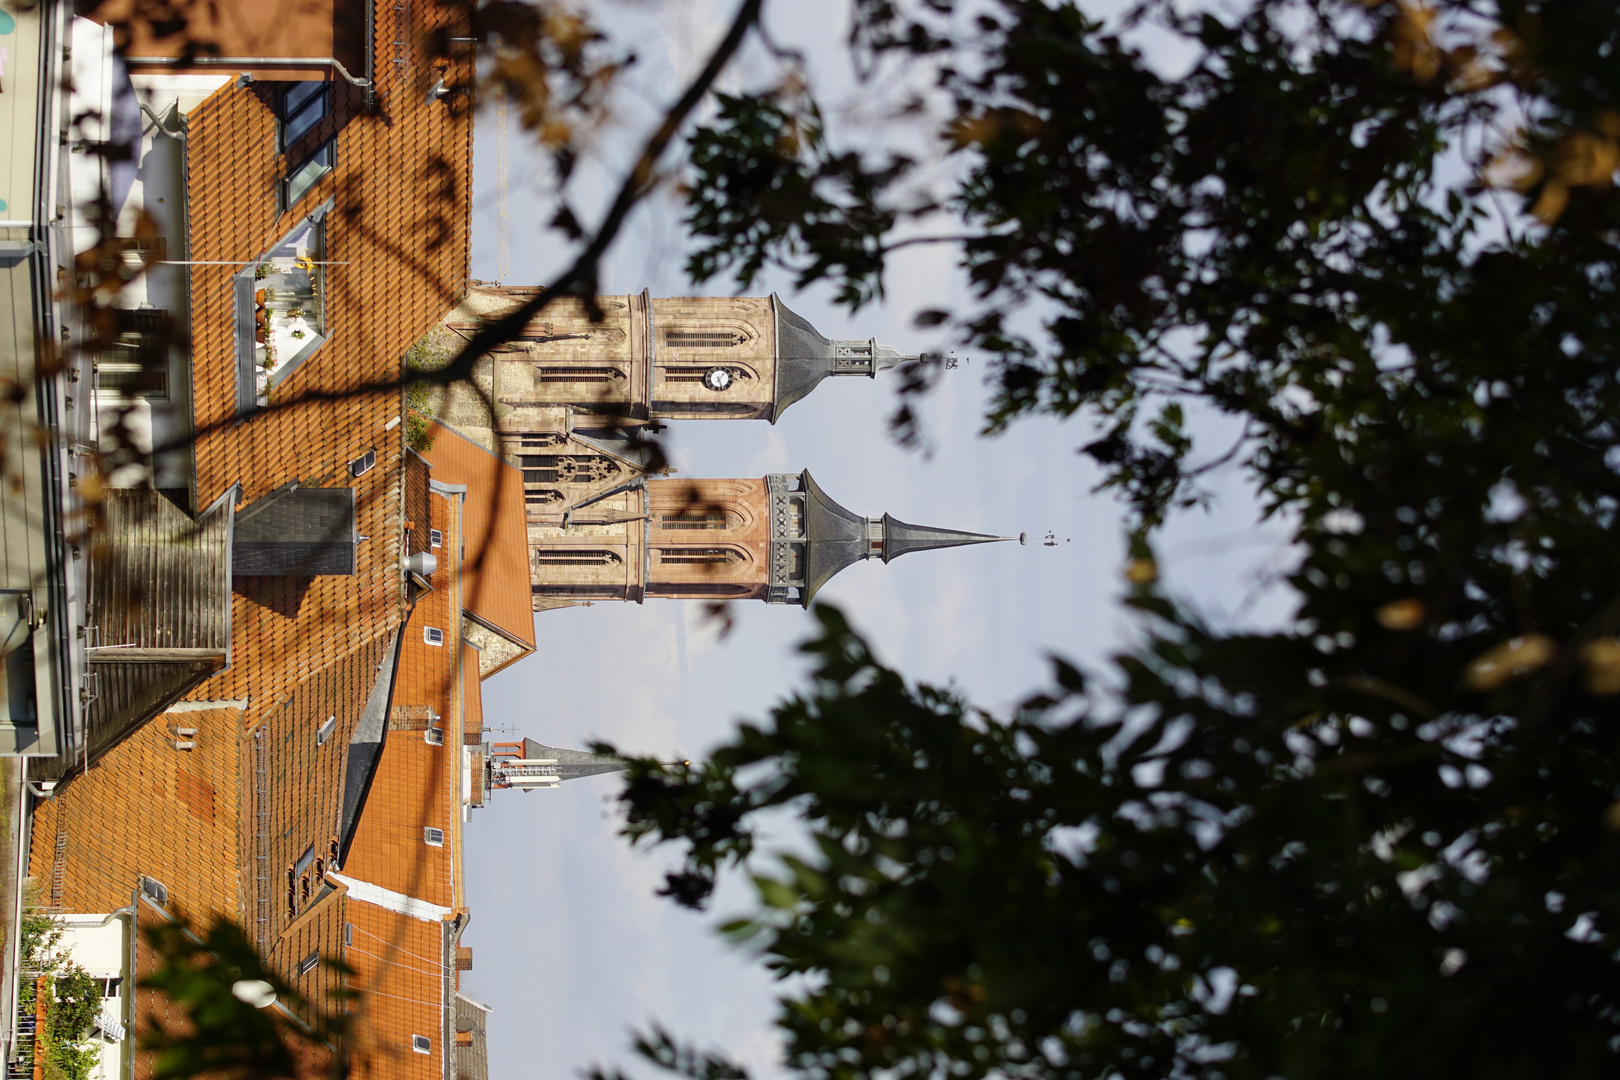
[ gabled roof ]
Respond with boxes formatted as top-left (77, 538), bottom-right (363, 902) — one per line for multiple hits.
top-left (420, 420), bottom-right (536, 654)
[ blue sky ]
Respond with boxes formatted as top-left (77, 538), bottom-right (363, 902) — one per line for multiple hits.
top-left (459, 3), bottom-right (1294, 1076)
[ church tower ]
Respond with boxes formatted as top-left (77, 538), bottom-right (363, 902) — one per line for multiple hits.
top-left (528, 470), bottom-right (1022, 610)
top-left (444, 284), bottom-right (916, 436)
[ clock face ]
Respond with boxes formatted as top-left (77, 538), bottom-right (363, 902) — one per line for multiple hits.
top-left (702, 366), bottom-right (734, 392)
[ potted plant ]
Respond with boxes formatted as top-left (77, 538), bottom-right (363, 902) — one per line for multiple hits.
top-left (291, 329), bottom-right (306, 340)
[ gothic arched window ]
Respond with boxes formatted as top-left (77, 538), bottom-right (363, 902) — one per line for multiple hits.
top-left (657, 512), bottom-right (735, 531)
top-left (664, 330), bottom-right (746, 348)
top-left (534, 549), bottom-right (622, 568)
top-left (657, 547), bottom-right (747, 565)
top-left (533, 366), bottom-right (626, 382)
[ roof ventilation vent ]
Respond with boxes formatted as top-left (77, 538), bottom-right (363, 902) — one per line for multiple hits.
top-left (403, 552), bottom-right (437, 578)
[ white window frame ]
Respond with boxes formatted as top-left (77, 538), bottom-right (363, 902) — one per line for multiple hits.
top-left (423, 827), bottom-right (444, 847)
top-left (316, 715), bottom-right (336, 746)
top-left (411, 1035), bottom-right (431, 1054)
top-left (430, 528), bottom-right (443, 548)
top-left (423, 627), bottom-right (444, 646)
top-left (297, 951), bottom-right (320, 976)
top-left (424, 728), bottom-right (444, 746)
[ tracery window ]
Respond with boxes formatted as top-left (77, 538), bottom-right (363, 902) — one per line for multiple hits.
top-left (520, 455), bottom-right (620, 485)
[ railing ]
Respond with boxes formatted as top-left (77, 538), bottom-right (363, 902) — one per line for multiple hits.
top-left (7, 974), bottom-right (46, 1080)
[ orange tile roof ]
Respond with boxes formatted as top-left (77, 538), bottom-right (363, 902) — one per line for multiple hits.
top-left (420, 420), bottom-right (536, 652)
top-left (344, 905), bottom-right (448, 1080)
top-left (260, 633), bottom-right (398, 947)
top-left (344, 490), bottom-right (460, 907)
top-left (175, 0), bottom-right (473, 728)
top-left (30, 707), bottom-right (244, 923)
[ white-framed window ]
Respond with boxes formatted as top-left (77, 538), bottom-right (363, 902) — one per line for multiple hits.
top-left (298, 951), bottom-right (320, 976)
top-left (423, 627), bottom-right (444, 646)
top-left (430, 528), bottom-right (443, 548)
top-left (412, 1035), bottom-right (431, 1054)
top-left (423, 827), bottom-right (444, 846)
top-left (424, 728), bottom-right (444, 746)
top-left (350, 450), bottom-right (376, 478)
top-left (343, 922), bottom-right (354, 947)
top-left (316, 715), bottom-right (336, 746)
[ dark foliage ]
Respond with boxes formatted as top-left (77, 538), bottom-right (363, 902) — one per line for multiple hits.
top-left (604, 1), bottom-right (1620, 1079)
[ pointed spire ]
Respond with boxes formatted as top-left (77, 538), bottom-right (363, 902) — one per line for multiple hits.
top-left (764, 471), bottom-right (1020, 606)
top-left (880, 515), bottom-right (1024, 563)
top-left (485, 739), bottom-right (628, 793)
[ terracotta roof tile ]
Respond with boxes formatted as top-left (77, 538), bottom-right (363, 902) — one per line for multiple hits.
top-left (421, 421), bottom-right (536, 651)
top-left (30, 707), bottom-right (244, 922)
top-left (175, 0), bottom-right (474, 728)
top-left (345, 491), bottom-right (459, 907)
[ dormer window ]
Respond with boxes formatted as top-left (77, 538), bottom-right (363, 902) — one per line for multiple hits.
top-left (235, 206), bottom-right (332, 416)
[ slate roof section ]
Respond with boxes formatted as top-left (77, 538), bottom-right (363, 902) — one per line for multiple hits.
top-left (340, 631), bottom-right (407, 866)
top-left (880, 515), bottom-right (1018, 562)
top-left (770, 297), bottom-right (838, 422)
top-left (453, 994), bottom-right (490, 1080)
top-left (233, 486), bottom-right (358, 576)
top-left (420, 420), bottom-right (536, 654)
top-left (799, 470), bottom-right (870, 607)
top-left (796, 470), bottom-right (1020, 606)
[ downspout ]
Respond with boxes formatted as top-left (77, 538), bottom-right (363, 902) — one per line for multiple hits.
top-left (125, 887), bottom-right (138, 1080)
top-left (363, 0), bottom-right (375, 111)
top-left (123, 58), bottom-right (373, 105)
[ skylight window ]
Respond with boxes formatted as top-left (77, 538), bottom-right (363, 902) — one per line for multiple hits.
top-left (412, 1035), bottom-right (431, 1054)
top-left (425, 728), bottom-right (444, 746)
top-left (423, 827), bottom-right (444, 847)
top-left (280, 82), bottom-right (329, 150)
top-left (285, 141), bottom-right (334, 209)
top-left (424, 627), bottom-right (444, 646)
